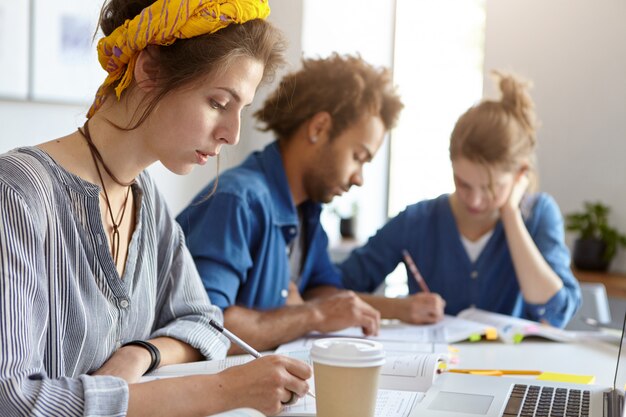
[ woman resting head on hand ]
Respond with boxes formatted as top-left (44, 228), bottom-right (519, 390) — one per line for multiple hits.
top-left (339, 70), bottom-right (580, 328)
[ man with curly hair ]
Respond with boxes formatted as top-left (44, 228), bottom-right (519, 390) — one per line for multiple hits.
top-left (177, 53), bottom-right (405, 351)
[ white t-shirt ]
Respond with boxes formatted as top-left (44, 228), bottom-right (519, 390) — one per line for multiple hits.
top-left (460, 230), bottom-right (494, 263)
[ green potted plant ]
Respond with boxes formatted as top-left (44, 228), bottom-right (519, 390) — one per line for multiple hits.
top-left (565, 201), bottom-right (626, 271)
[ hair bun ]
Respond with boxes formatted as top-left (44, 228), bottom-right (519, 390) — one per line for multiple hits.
top-left (492, 70), bottom-right (536, 135)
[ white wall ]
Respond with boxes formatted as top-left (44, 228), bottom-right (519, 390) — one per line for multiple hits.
top-left (484, 0), bottom-right (626, 272)
top-left (301, 0), bottom-right (397, 243)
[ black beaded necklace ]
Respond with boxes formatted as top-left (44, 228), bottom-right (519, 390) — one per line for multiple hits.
top-left (78, 121), bottom-right (134, 266)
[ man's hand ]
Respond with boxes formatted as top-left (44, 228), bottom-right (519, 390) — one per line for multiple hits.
top-left (310, 290), bottom-right (381, 336)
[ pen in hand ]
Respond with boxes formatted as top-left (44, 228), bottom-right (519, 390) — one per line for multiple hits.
top-left (402, 249), bottom-right (431, 293)
top-left (208, 319), bottom-right (315, 400)
top-left (209, 319), bottom-right (261, 358)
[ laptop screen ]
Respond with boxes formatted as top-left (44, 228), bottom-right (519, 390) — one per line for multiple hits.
top-left (612, 309), bottom-right (626, 391)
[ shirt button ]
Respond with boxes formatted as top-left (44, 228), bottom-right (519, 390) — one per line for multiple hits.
top-left (285, 247), bottom-right (290, 255)
top-left (115, 341), bottom-right (122, 349)
top-left (470, 271), bottom-right (478, 279)
top-left (289, 227), bottom-right (297, 235)
top-left (120, 299), bottom-right (129, 308)
top-left (281, 289), bottom-right (288, 298)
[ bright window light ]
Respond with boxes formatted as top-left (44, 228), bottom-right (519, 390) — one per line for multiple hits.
top-left (389, 0), bottom-right (486, 218)
top-left (386, 0), bottom-right (486, 296)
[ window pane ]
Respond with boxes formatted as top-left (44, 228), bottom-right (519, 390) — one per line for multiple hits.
top-left (389, 0), bottom-right (486, 218)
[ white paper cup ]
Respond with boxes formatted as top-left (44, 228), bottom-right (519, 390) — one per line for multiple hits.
top-left (310, 338), bottom-right (385, 417)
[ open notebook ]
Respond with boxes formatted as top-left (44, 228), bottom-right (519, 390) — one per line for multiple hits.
top-left (143, 342), bottom-right (449, 417)
top-left (273, 345), bottom-right (448, 417)
top-left (307, 315), bottom-right (498, 344)
top-left (320, 309), bottom-right (618, 345)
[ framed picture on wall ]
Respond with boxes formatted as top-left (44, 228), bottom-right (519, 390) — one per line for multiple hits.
top-left (30, 0), bottom-right (105, 104)
top-left (0, 0), bottom-right (30, 100)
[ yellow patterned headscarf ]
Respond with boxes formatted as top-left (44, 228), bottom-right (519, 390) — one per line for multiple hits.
top-left (87, 0), bottom-right (270, 118)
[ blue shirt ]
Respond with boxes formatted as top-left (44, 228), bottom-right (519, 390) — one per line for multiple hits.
top-left (338, 194), bottom-right (581, 328)
top-left (177, 141), bottom-right (343, 311)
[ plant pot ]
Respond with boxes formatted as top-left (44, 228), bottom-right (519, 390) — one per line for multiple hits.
top-left (572, 238), bottom-right (610, 271)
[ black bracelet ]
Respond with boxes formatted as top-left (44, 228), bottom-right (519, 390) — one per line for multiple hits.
top-left (122, 340), bottom-right (161, 374)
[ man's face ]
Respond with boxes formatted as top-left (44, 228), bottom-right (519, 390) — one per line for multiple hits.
top-left (304, 114), bottom-right (386, 203)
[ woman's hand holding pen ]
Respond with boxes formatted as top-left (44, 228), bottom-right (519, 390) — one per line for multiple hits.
top-left (217, 355), bottom-right (312, 416)
top-left (397, 293), bottom-right (446, 324)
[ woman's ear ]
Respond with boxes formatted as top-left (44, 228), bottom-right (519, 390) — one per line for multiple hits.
top-left (517, 162), bottom-right (530, 177)
top-left (306, 111), bottom-right (332, 144)
top-left (133, 46), bottom-right (161, 91)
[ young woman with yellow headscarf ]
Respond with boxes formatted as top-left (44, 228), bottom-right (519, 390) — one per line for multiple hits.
top-left (0, 1), bottom-right (311, 415)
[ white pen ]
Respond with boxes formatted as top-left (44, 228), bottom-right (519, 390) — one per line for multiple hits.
top-left (208, 319), bottom-right (315, 400)
top-left (209, 319), bottom-right (261, 358)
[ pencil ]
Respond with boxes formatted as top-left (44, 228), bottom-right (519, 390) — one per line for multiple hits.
top-left (402, 249), bottom-right (430, 293)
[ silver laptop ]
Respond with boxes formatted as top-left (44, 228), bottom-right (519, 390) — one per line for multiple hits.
top-left (408, 311), bottom-right (626, 417)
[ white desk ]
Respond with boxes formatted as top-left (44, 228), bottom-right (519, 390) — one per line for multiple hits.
top-left (449, 340), bottom-right (619, 386)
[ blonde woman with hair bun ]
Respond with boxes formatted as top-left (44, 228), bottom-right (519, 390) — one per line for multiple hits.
top-left (339, 70), bottom-right (581, 328)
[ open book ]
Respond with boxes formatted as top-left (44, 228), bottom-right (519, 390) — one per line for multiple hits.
top-left (456, 307), bottom-right (578, 343)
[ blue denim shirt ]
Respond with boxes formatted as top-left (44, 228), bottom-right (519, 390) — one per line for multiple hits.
top-left (177, 141), bottom-right (343, 311)
top-left (339, 193), bottom-right (581, 328)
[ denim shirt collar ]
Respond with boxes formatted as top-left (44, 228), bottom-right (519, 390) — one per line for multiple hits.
top-left (251, 141), bottom-right (323, 231)
top-left (252, 141), bottom-right (298, 227)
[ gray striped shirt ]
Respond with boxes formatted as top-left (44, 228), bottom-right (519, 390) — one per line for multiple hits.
top-left (0, 147), bottom-right (228, 416)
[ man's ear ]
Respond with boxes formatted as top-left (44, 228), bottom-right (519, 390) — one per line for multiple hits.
top-left (307, 111), bottom-right (332, 144)
top-left (133, 46), bottom-right (161, 91)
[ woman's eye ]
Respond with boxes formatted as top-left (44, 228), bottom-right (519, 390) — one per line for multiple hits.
top-left (210, 99), bottom-right (226, 110)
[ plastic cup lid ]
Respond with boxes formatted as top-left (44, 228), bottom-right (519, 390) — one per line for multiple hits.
top-left (310, 337), bottom-right (385, 368)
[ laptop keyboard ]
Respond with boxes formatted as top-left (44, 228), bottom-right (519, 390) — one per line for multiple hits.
top-left (501, 384), bottom-right (590, 417)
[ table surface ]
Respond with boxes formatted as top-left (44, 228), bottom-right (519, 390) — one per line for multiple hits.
top-left (574, 268), bottom-right (626, 299)
top-left (449, 339), bottom-right (619, 387)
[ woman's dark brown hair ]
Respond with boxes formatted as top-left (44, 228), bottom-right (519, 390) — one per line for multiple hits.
top-left (98, 0), bottom-right (286, 129)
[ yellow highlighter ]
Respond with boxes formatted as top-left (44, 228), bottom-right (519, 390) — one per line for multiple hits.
top-left (536, 372), bottom-right (596, 385)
